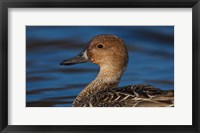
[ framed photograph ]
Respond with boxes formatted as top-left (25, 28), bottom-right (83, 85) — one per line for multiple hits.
top-left (0, 0), bottom-right (199, 133)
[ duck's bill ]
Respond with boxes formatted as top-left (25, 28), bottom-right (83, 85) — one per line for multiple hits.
top-left (60, 50), bottom-right (89, 66)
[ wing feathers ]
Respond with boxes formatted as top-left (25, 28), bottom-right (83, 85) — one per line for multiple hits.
top-left (86, 84), bottom-right (174, 107)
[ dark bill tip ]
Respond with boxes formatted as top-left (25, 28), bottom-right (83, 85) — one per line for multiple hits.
top-left (60, 63), bottom-right (64, 65)
top-left (60, 50), bottom-right (89, 66)
top-left (60, 60), bottom-right (78, 66)
top-left (60, 61), bottom-right (68, 66)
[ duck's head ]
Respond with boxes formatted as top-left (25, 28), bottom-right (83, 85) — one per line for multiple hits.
top-left (60, 34), bottom-right (128, 74)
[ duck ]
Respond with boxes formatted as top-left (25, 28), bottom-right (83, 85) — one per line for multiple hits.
top-left (60, 34), bottom-right (174, 107)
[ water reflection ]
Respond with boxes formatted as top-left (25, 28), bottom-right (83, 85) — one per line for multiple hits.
top-left (26, 26), bottom-right (174, 107)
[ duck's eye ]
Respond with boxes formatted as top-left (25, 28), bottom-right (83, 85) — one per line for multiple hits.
top-left (97, 44), bottom-right (103, 48)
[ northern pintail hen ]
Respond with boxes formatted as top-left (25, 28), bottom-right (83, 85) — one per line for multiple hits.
top-left (60, 34), bottom-right (174, 107)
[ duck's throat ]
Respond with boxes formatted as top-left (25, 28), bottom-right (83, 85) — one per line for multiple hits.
top-left (73, 67), bottom-right (124, 107)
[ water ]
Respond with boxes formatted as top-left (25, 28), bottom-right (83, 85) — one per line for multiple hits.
top-left (26, 26), bottom-right (174, 107)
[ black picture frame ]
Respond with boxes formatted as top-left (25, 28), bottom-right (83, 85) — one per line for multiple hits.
top-left (0, 0), bottom-right (199, 133)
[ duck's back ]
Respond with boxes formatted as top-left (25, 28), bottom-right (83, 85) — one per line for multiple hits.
top-left (78, 84), bottom-right (174, 107)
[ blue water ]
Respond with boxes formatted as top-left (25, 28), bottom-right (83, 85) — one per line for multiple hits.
top-left (26, 26), bottom-right (174, 107)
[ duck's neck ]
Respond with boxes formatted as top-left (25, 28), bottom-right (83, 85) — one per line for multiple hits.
top-left (73, 65), bottom-right (125, 106)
